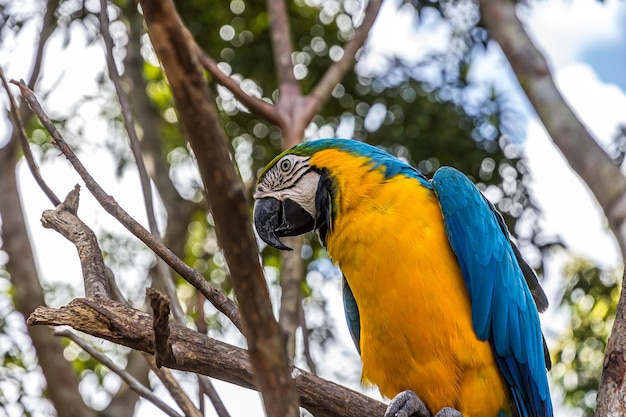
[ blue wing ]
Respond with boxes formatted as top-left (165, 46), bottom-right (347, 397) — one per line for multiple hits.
top-left (432, 167), bottom-right (553, 417)
top-left (342, 275), bottom-right (361, 354)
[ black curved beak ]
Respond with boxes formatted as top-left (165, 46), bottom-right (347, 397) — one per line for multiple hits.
top-left (254, 197), bottom-right (315, 251)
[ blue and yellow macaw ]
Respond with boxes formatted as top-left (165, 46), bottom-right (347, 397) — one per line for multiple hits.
top-left (253, 138), bottom-right (553, 417)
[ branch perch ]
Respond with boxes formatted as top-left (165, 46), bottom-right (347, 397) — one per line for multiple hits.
top-left (28, 298), bottom-right (387, 417)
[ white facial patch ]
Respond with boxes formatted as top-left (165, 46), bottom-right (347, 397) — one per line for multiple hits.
top-left (255, 155), bottom-right (320, 217)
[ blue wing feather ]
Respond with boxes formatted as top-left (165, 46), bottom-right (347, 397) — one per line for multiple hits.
top-left (342, 275), bottom-right (361, 354)
top-left (432, 167), bottom-right (552, 417)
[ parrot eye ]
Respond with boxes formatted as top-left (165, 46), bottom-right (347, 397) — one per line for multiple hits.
top-left (280, 159), bottom-right (292, 172)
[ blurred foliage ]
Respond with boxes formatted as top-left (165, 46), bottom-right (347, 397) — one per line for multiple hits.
top-left (0, 270), bottom-right (51, 417)
top-left (551, 260), bottom-right (622, 417)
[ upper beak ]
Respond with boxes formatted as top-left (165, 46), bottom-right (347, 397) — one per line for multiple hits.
top-left (254, 197), bottom-right (315, 251)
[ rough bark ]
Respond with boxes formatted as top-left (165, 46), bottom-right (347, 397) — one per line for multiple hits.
top-left (137, 1), bottom-right (300, 416)
top-left (28, 297), bottom-right (387, 417)
top-left (477, 0), bottom-right (626, 414)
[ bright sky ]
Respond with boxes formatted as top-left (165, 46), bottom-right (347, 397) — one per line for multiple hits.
top-left (1, 0), bottom-right (626, 416)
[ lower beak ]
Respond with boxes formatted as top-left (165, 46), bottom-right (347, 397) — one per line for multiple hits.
top-left (253, 197), bottom-right (315, 251)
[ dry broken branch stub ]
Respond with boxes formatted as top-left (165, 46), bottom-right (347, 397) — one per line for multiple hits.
top-left (41, 185), bottom-right (110, 297)
top-left (147, 287), bottom-right (176, 368)
top-left (27, 297), bottom-right (387, 417)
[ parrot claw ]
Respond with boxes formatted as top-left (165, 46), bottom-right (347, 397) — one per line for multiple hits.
top-left (384, 390), bottom-right (429, 417)
top-left (434, 408), bottom-right (462, 417)
top-left (384, 391), bottom-right (462, 417)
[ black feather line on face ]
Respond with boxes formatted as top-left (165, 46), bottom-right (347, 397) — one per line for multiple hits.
top-left (313, 168), bottom-right (335, 247)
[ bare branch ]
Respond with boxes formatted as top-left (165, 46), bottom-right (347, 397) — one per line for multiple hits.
top-left (194, 292), bottom-right (232, 417)
top-left (278, 235), bottom-right (303, 362)
top-left (596, 271), bottom-right (626, 416)
top-left (267, 0), bottom-right (298, 90)
top-left (299, 301), bottom-right (317, 375)
top-left (56, 329), bottom-right (183, 417)
top-left (308, 0), bottom-right (382, 117)
top-left (15, 79), bottom-right (242, 332)
top-left (146, 356), bottom-right (203, 417)
top-left (136, 1), bottom-right (299, 416)
top-left (196, 48), bottom-right (282, 126)
top-left (41, 186), bottom-right (110, 297)
top-left (478, 0), bottom-right (626, 259)
top-left (0, 65), bottom-right (61, 206)
top-left (29, 298), bottom-right (388, 417)
top-left (198, 377), bottom-right (232, 417)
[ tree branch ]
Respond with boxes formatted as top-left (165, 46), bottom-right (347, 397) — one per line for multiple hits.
top-left (28, 298), bottom-right (387, 417)
top-left (196, 48), bottom-right (282, 126)
top-left (147, 287), bottom-right (176, 368)
top-left (136, 1), bottom-right (299, 416)
top-left (40, 186), bottom-right (110, 297)
top-left (0, 65), bottom-right (61, 206)
top-left (307, 0), bottom-right (382, 118)
top-left (267, 0), bottom-right (298, 90)
top-left (14, 79), bottom-right (243, 332)
top-left (146, 357), bottom-right (203, 417)
top-left (477, 1), bottom-right (626, 414)
top-left (478, 0), bottom-right (626, 260)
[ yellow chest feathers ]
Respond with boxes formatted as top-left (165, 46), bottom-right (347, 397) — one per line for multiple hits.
top-left (310, 149), bottom-right (509, 417)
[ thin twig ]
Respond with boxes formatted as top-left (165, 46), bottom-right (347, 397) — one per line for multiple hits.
top-left (198, 378), bottom-right (232, 417)
top-left (194, 292), bottom-right (232, 417)
top-left (56, 329), bottom-right (184, 417)
top-left (144, 354), bottom-right (203, 417)
top-left (15, 79), bottom-right (243, 332)
top-left (308, 0), bottom-right (382, 114)
top-left (0, 65), bottom-right (61, 206)
top-left (105, 266), bottom-right (130, 306)
top-left (99, 0), bottom-right (185, 322)
top-left (266, 0), bottom-right (298, 89)
top-left (196, 48), bottom-right (281, 126)
top-left (299, 303), bottom-right (317, 375)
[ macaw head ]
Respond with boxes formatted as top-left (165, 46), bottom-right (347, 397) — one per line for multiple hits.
top-left (253, 140), bottom-right (335, 251)
top-left (253, 138), bottom-right (429, 251)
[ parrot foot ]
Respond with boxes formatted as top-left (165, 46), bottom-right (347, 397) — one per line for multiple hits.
top-left (384, 390), bottom-right (462, 417)
top-left (384, 390), bottom-right (429, 417)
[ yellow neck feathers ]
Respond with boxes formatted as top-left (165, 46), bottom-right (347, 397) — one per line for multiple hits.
top-left (310, 148), bottom-right (510, 417)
